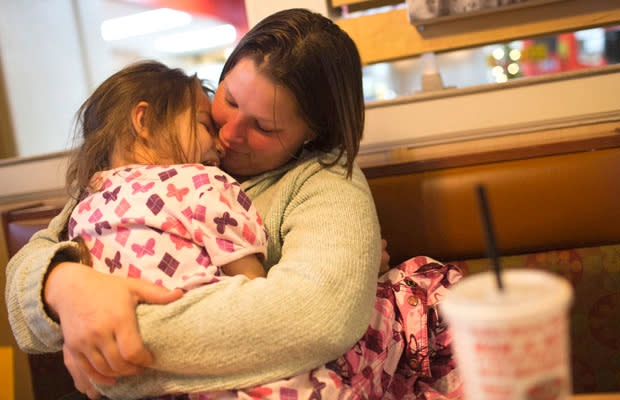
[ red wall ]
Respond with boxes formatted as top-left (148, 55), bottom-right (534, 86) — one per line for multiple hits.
top-left (118, 0), bottom-right (248, 38)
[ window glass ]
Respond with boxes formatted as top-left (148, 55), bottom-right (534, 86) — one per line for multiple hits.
top-left (101, 1), bottom-right (241, 87)
top-left (363, 26), bottom-right (620, 102)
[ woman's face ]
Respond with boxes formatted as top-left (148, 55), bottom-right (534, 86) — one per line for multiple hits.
top-left (212, 57), bottom-right (313, 178)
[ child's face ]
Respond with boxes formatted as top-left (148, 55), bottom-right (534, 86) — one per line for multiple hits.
top-left (175, 89), bottom-right (223, 166)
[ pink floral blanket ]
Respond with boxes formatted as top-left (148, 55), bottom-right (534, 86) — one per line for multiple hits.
top-left (151, 257), bottom-right (464, 400)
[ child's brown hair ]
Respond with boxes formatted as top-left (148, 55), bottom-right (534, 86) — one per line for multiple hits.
top-left (66, 60), bottom-right (208, 197)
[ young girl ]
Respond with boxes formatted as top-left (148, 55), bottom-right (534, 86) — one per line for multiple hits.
top-left (66, 60), bottom-right (268, 293)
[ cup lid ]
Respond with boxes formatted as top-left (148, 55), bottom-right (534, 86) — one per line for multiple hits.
top-left (440, 269), bottom-right (573, 322)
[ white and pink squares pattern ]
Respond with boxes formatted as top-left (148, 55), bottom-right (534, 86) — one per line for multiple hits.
top-left (70, 164), bottom-right (267, 290)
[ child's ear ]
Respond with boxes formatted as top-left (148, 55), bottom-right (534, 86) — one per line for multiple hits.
top-left (131, 101), bottom-right (151, 140)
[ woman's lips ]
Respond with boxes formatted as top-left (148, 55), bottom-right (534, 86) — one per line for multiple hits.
top-left (223, 146), bottom-right (249, 155)
top-left (218, 137), bottom-right (249, 155)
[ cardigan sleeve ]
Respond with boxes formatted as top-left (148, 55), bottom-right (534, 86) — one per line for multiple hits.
top-left (96, 163), bottom-right (383, 398)
top-left (5, 199), bottom-right (81, 353)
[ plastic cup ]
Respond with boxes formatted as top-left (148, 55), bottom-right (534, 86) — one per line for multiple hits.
top-left (441, 269), bottom-right (574, 400)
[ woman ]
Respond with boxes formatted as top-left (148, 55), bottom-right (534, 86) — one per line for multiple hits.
top-left (7, 8), bottom-right (382, 399)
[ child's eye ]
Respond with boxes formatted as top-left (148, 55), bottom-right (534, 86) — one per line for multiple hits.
top-left (199, 120), bottom-right (215, 135)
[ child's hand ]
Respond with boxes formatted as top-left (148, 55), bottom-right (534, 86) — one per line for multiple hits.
top-left (45, 262), bottom-right (183, 384)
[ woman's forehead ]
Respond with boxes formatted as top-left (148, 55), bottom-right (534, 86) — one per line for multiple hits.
top-left (224, 58), bottom-right (299, 124)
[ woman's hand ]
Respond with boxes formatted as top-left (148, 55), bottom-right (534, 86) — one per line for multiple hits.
top-left (379, 239), bottom-right (391, 275)
top-left (44, 262), bottom-right (183, 384)
top-left (63, 345), bottom-right (102, 399)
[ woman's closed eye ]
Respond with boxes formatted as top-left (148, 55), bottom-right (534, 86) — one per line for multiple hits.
top-left (256, 121), bottom-right (274, 134)
top-left (225, 97), bottom-right (238, 108)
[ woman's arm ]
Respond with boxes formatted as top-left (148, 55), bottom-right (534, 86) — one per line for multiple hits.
top-left (5, 199), bottom-right (78, 353)
top-left (45, 261), bottom-right (184, 384)
top-left (6, 198), bottom-right (183, 384)
top-left (97, 162), bottom-right (382, 398)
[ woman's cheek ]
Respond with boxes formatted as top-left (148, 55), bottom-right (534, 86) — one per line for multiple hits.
top-left (211, 95), bottom-right (227, 127)
top-left (249, 134), bottom-right (273, 153)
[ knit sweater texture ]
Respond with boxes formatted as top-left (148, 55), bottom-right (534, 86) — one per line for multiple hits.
top-left (6, 152), bottom-right (382, 399)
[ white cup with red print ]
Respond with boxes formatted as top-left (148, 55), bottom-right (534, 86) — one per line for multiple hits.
top-left (441, 269), bottom-right (574, 400)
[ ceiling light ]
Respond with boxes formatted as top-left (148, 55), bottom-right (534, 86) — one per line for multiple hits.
top-left (155, 25), bottom-right (237, 54)
top-left (101, 8), bottom-right (192, 41)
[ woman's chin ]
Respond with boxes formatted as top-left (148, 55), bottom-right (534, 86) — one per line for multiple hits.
top-left (221, 159), bottom-right (250, 177)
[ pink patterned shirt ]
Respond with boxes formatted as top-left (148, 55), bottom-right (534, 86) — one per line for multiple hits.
top-left (69, 164), bottom-right (268, 290)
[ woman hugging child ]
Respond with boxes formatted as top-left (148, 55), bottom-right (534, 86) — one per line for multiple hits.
top-left (8, 10), bottom-right (465, 399)
top-left (62, 60), bottom-right (462, 399)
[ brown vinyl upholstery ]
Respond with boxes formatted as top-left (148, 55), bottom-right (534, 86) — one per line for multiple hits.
top-left (3, 203), bottom-right (66, 260)
top-left (1, 202), bottom-right (75, 400)
top-left (364, 146), bottom-right (620, 393)
top-left (365, 147), bottom-right (620, 265)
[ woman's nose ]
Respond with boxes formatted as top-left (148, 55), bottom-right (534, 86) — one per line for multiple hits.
top-left (219, 115), bottom-right (247, 146)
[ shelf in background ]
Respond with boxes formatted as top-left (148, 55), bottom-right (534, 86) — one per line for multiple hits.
top-left (336, 0), bottom-right (620, 64)
top-left (407, 0), bottom-right (566, 30)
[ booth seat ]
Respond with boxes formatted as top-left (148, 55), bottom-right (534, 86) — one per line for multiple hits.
top-left (364, 146), bottom-right (620, 393)
top-left (2, 203), bottom-right (76, 400)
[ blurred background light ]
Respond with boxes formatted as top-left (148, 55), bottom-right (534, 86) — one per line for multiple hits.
top-left (492, 65), bottom-right (505, 77)
top-left (509, 49), bottom-right (521, 61)
top-left (101, 8), bottom-right (191, 41)
top-left (492, 47), bottom-right (505, 60)
top-left (507, 62), bottom-right (520, 75)
top-left (155, 24), bottom-right (236, 54)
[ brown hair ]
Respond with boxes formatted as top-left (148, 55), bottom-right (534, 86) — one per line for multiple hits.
top-left (66, 60), bottom-right (204, 196)
top-left (221, 9), bottom-right (364, 178)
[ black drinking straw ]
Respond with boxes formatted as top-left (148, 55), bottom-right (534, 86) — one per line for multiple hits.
top-left (476, 184), bottom-right (504, 291)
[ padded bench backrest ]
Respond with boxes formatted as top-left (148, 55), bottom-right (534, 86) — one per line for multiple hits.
top-left (2, 203), bottom-right (65, 259)
top-left (365, 147), bottom-right (620, 264)
top-left (1, 202), bottom-right (75, 400)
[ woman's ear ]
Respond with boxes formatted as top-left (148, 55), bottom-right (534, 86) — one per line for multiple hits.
top-left (131, 101), bottom-right (150, 141)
